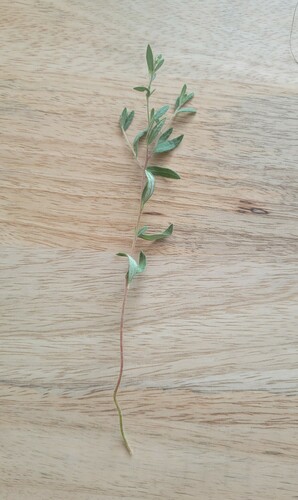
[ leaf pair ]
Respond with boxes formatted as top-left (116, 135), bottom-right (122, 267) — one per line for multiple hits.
top-left (141, 166), bottom-right (180, 208)
top-left (117, 251), bottom-right (147, 284)
top-left (120, 108), bottom-right (134, 131)
top-left (154, 129), bottom-right (184, 154)
top-left (174, 84), bottom-right (196, 114)
top-left (146, 45), bottom-right (164, 76)
top-left (137, 223), bottom-right (173, 241)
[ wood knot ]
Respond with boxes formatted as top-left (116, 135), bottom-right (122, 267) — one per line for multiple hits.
top-left (237, 200), bottom-right (269, 215)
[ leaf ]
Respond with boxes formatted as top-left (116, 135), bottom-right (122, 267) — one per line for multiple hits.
top-left (119, 107), bottom-right (128, 128)
top-left (154, 134), bottom-right (184, 154)
top-left (133, 86), bottom-right (149, 92)
top-left (180, 92), bottom-right (194, 106)
top-left (141, 170), bottom-right (155, 208)
top-left (146, 44), bottom-right (154, 73)
top-left (116, 251), bottom-right (147, 284)
top-left (137, 223), bottom-right (173, 241)
top-left (175, 107), bottom-right (196, 114)
top-left (181, 83), bottom-right (187, 96)
top-left (147, 118), bottom-right (166, 144)
top-left (123, 110), bottom-right (134, 131)
top-left (116, 253), bottom-right (139, 284)
top-left (138, 251), bottom-right (147, 273)
top-left (174, 96), bottom-right (180, 111)
top-left (147, 166), bottom-right (180, 179)
top-left (155, 58), bottom-right (164, 71)
top-left (133, 129), bottom-right (147, 156)
top-left (136, 225), bottom-right (148, 236)
top-left (154, 105), bottom-right (170, 120)
top-left (159, 127), bottom-right (173, 142)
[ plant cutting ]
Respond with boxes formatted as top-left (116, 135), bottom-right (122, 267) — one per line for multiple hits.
top-left (114, 45), bottom-right (196, 454)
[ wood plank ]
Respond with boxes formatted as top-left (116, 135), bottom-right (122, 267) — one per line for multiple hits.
top-left (1, 0), bottom-right (297, 498)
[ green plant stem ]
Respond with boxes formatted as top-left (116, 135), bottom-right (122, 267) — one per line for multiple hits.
top-left (113, 79), bottom-right (152, 455)
top-left (122, 129), bottom-right (143, 170)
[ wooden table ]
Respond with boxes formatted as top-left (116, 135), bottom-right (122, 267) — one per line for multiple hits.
top-left (1, 1), bottom-right (298, 498)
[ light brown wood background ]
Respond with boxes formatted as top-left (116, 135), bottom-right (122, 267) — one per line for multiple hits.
top-left (1, 1), bottom-right (298, 499)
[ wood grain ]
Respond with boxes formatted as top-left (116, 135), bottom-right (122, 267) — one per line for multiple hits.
top-left (1, 1), bottom-right (298, 498)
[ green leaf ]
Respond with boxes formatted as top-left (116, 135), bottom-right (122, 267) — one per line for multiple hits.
top-left (137, 224), bottom-right (173, 241)
top-left (159, 127), bottom-right (173, 142)
top-left (116, 251), bottom-right (147, 284)
top-left (136, 225), bottom-right (148, 236)
top-left (123, 110), bottom-right (134, 131)
top-left (174, 96), bottom-right (180, 111)
top-left (138, 251), bottom-right (147, 273)
top-left (146, 44), bottom-right (154, 73)
top-left (154, 105), bottom-right (170, 120)
top-left (155, 58), bottom-right (164, 71)
top-left (116, 253), bottom-right (139, 284)
top-left (134, 86), bottom-right (149, 92)
top-left (147, 166), bottom-right (180, 179)
top-left (141, 170), bottom-right (155, 208)
top-left (176, 107), bottom-right (196, 114)
top-left (154, 134), bottom-right (184, 154)
top-left (181, 84), bottom-right (187, 96)
top-left (147, 118), bottom-right (166, 144)
top-left (133, 129), bottom-right (147, 156)
top-left (180, 92), bottom-right (194, 106)
top-left (120, 107), bottom-right (128, 128)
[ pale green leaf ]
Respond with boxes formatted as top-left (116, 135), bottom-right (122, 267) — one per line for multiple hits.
top-left (155, 58), bottom-right (164, 71)
top-left (154, 134), bottom-right (184, 154)
top-left (117, 251), bottom-right (147, 283)
top-left (123, 110), bottom-right (134, 131)
top-left (138, 251), bottom-right (147, 273)
top-left (116, 253), bottom-right (139, 284)
top-left (141, 170), bottom-right (155, 208)
top-left (133, 129), bottom-right (147, 156)
top-left (154, 105), bottom-right (169, 121)
top-left (119, 107), bottom-right (128, 128)
top-left (147, 118), bottom-right (166, 144)
top-left (181, 92), bottom-right (194, 106)
top-left (159, 127), bottom-right (173, 142)
top-left (176, 107), bottom-right (196, 114)
top-left (137, 223), bottom-right (173, 241)
top-left (146, 44), bottom-right (154, 73)
top-left (147, 166), bottom-right (180, 179)
top-left (134, 86), bottom-right (149, 92)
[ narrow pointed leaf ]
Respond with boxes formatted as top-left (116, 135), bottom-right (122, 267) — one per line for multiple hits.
top-left (180, 84), bottom-right (187, 97)
top-left (146, 44), bottom-right (154, 73)
top-left (141, 170), bottom-right (155, 208)
top-left (147, 118), bottom-right (166, 144)
top-left (134, 86), bottom-right (149, 92)
top-left (137, 224), bottom-right (174, 241)
top-left (147, 166), bottom-right (180, 179)
top-left (154, 134), bottom-right (184, 154)
top-left (154, 105), bottom-right (169, 120)
top-left (133, 129), bottom-right (147, 156)
top-left (174, 96), bottom-right (180, 111)
top-left (123, 110), bottom-right (134, 131)
top-left (155, 58), bottom-right (164, 71)
top-left (120, 107), bottom-right (128, 128)
top-left (116, 253), bottom-right (139, 284)
top-left (136, 225), bottom-right (148, 236)
top-left (138, 251), bottom-right (147, 273)
top-left (159, 127), bottom-right (173, 142)
top-left (117, 252), bottom-right (147, 283)
top-left (181, 92), bottom-right (194, 106)
top-left (176, 107), bottom-right (196, 114)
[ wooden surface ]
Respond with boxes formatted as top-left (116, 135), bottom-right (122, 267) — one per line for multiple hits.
top-left (1, 1), bottom-right (298, 498)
